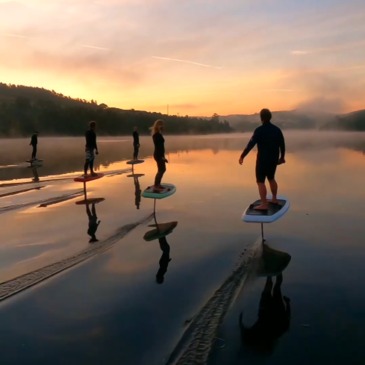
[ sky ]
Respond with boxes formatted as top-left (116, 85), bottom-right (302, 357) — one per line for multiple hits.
top-left (0, 0), bottom-right (364, 117)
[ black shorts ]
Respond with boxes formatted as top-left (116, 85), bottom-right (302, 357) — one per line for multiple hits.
top-left (256, 161), bottom-right (277, 183)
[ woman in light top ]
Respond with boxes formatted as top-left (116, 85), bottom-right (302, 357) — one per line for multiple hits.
top-left (151, 119), bottom-right (168, 191)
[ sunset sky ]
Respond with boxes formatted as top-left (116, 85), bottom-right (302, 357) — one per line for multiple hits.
top-left (0, 0), bottom-right (364, 116)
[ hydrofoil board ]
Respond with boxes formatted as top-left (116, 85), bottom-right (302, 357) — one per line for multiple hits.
top-left (74, 173), bottom-right (104, 183)
top-left (142, 183), bottom-right (176, 199)
top-left (242, 196), bottom-right (289, 223)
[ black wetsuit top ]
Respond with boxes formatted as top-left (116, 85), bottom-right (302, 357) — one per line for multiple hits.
top-left (85, 129), bottom-right (97, 151)
top-left (30, 134), bottom-right (37, 146)
top-left (241, 122), bottom-right (285, 165)
top-left (133, 131), bottom-right (139, 146)
top-left (153, 132), bottom-right (165, 160)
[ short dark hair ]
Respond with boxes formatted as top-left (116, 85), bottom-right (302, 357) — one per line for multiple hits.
top-left (89, 121), bottom-right (96, 128)
top-left (260, 108), bottom-right (272, 122)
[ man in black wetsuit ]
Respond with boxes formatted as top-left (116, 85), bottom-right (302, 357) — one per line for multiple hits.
top-left (239, 109), bottom-right (285, 210)
top-left (29, 131), bottom-right (38, 160)
top-left (84, 121), bottom-right (99, 176)
top-left (132, 126), bottom-right (140, 160)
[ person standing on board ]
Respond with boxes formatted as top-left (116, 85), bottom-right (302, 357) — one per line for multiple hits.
top-left (151, 119), bottom-right (168, 191)
top-left (132, 126), bottom-right (140, 160)
top-left (84, 121), bottom-right (99, 176)
top-left (29, 131), bottom-right (38, 160)
top-left (239, 108), bottom-right (285, 210)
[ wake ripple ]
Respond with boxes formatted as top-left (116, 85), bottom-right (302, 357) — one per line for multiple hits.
top-left (0, 213), bottom-right (153, 302)
top-left (166, 238), bottom-right (263, 365)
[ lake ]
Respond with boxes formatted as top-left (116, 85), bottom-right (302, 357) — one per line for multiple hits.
top-left (0, 131), bottom-right (364, 365)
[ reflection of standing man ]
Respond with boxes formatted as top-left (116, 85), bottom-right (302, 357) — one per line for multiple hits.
top-left (30, 131), bottom-right (38, 160)
top-left (239, 108), bottom-right (285, 211)
top-left (133, 126), bottom-right (140, 160)
top-left (239, 274), bottom-right (290, 353)
top-left (86, 203), bottom-right (101, 243)
top-left (31, 166), bottom-right (40, 182)
top-left (156, 237), bottom-right (172, 284)
top-left (134, 175), bottom-right (141, 209)
top-left (84, 121), bottom-right (99, 176)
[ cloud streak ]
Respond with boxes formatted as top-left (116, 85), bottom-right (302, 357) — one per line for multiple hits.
top-left (152, 56), bottom-right (222, 69)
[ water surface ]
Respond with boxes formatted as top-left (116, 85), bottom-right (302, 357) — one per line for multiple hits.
top-left (0, 132), bottom-right (364, 365)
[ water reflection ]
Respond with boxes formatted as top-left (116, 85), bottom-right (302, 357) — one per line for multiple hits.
top-left (156, 236), bottom-right (172, 284)
top-left (126, 160), bottom-right (145, 210)
top-left (143, 210), bottom-right (177, 284)
top-left (31, 166), bottom-right (40, 182)
top-left (75, 196), bottom-right (105, 243)
top-left (86, 201), bottom-right (101, 243)
top-left (239, 244), bottom-right (291, 354)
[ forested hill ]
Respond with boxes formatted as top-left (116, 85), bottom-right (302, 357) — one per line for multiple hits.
top-left (0, 83), bottom-right (364, 136)
top-left (0, 83), bottom-right (232, 137)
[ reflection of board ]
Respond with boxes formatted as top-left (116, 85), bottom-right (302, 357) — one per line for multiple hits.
top-left (242, 196), bottom-right (290, 223)
top-left (127, 173), bottom-right (145, 178)
top-left (143, 221), bottom-right (178, 241)
top-left (257, 244), bottom-right (291, 277)
top-left (26, 159), bottom-right (43, 163)
top-left (26, 159), bottom-right (43, 166)
top-left (126, 159), bottom-right (144, 165)
top-left (142, 183), bottom-right (176, 199)
top-left (74, 173), bottom-right (104, 182)
top-left (75, 197), bottom-right (105, 205)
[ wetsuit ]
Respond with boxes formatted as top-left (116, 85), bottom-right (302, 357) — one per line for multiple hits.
top-left (241, 122), bottom-right (285, 183)
top-left (30, 134), bottom-right (38, 160)
top-left (153, 132), bottom-right (166, 186)
top-left (133, 130), bottom-right (140, 159)
top-left (84, 129), bottom-right (98, 174)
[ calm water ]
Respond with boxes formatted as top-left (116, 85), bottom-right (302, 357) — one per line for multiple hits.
top-left (0, 132), bottom-right (364, 365)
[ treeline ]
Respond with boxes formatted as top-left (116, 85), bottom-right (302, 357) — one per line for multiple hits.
top-left (0, 83), bottom-right (232, 136)
top-left (330, 110), bottom-right (365, 131)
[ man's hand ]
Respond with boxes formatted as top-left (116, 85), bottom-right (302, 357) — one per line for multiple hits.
top-left (239, 156), bottom-right (244, 165)
top-left (95, 150), bottom-right (99, 155)
top-left (278, 157), bottom-right (285, 165)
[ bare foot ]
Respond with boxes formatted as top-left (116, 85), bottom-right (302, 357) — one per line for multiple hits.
top-left (254, 204), bottom-right (268, 211)
top-left (153, 185), bottom-right (165, 192)
top-left (269, 199), bottom-right (279, 204)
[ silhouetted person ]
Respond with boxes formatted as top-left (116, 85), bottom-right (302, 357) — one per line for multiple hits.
top-left (30, 131), bottom-right (38, 160)
top-left (239, 274), bottom-right (290, 353)
top-left (150, 119), bottom-right (168, 192)
top-left (133, 126), bottom-right (140, 160)
top-left (134, 175), bottom-right (141, 209)
top-left (156, 236), bottom-right (171, 284)
top-left (84, 121), bottom-right (99, 176)
top-left (86, 203), bottom-right (101, 243)
top-left (239, 108), bottom-right (285, 210)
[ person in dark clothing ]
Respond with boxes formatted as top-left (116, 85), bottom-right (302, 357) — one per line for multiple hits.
top-left (30, 131), bottom-right (38, 160)
top-left (84, 121), bottom-right (99, 176)
top-left (156, 236), bottom-right (172, 284)
top-left (239, 109), bottom-right (285, 210)
top-left (132, 126), bottom-right (140, 160)
top-left (151, 119), bottom-right (168, 191)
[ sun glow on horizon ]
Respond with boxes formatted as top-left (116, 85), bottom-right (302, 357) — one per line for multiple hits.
top-left (0, 0), bottom-right (364, 116)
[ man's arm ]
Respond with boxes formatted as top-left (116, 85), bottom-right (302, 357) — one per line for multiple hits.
top-left (278, 130), bottom-right (285, 163)
top-left (239, 132), bottom-right (257, 164)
